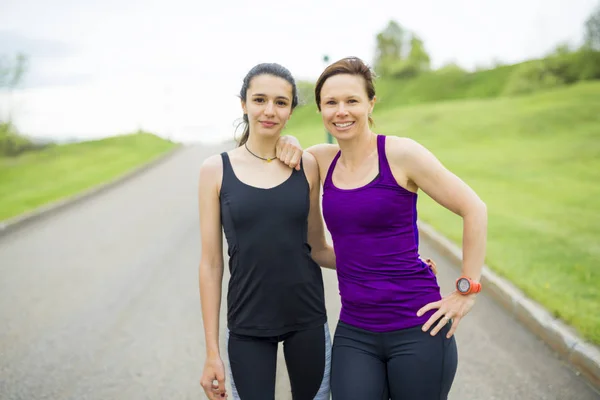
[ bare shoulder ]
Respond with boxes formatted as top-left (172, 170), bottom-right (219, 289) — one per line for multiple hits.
top-left (306, 143), bottom-right (339, 165)
top-left (385, 135), bottom-right (421, 154)
top-left (302, 151), bottom-right (318, 170)
top-left (385, 135), bottom-right (431, 163)
top-left (306, 144), bottom-right (339, 181)
top-left (199, 153), bottom-right (224, 189)
top-left (302, 151), bottom-right (320, 188)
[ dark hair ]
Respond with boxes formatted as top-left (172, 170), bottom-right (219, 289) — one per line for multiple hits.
top-left (314, 57), bottom-right (376, 126)
top-left (236, 63), bottom-right (299, 146)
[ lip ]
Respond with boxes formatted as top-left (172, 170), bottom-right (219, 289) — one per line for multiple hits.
top-left (259, 121), bottom-right (277, 128)
top-left (333, 121), bottom-right (355, 130)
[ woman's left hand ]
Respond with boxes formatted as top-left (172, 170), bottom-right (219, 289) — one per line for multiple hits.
top-left (417, 291), bottom-right (476, 338)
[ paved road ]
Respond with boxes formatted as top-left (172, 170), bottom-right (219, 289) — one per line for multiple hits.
top-left (0, 143), bottom-right (598, 400)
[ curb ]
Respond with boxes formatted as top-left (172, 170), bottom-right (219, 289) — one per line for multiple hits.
top-left (0, 145), bottom-right (184, 239)
top-left (417, 220), bottom-right (600, 392)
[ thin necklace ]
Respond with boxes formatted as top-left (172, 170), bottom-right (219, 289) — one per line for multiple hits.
top-left (245, 142), bottom-right (276, 163)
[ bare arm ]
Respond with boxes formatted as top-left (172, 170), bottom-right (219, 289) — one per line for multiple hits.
top-left (198, 155), bottom-right (227, 398)
top-left (389, 137), bottom-right (487, 338)
top-left (391, 137), bottom-right (487, 282)
top-left (303, 152), bottom-right (336, 270)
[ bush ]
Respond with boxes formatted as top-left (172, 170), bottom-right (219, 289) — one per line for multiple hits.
top-left (0, 122), bottom-right (41, 156)
top-left (569, 49), bottom-right (600, 80)
top-left (389, 60), bottom-right (421, 79)
top-left (503, 49), bottom-right (600, 95)
top-left (436, 62), bottom-right (467, 76)
top-left (503, 61), bottom-right (566, 95)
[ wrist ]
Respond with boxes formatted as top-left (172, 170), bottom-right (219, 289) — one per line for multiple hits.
top-left (455, 276), bottom-right (482, 295)
top-left (206, 344), bottom-right (220, 359)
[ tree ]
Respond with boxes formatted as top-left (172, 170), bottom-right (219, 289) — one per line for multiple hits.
top-left (375, 20), bottom-right (405, 61)
top-left (407, 34), bottom-right (431, 72)
top-left (0, 53), bottom-right (27, 90)
top-left (373, 20), bottom-right (431, 78)
top-left (0, 52), bottom-right (28, 122)
top-left (374, 20), bottom-right (406, 76)
top-left (584, 3), bottom-right (600, 50)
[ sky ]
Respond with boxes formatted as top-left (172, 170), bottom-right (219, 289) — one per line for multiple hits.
top-left (0, 0), bottom-right (597, 144)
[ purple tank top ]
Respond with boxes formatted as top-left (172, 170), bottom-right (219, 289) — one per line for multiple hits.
top-left (322, 135), bottom-right (442, 332)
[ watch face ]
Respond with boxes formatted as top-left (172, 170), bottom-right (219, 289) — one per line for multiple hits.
top-left (457, 278), bottom-right (470, 293)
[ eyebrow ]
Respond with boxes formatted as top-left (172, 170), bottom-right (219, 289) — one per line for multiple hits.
top-left (324, 95), bottom-right (359, 100)
top-left (251, 93), bottom-right (290, 101)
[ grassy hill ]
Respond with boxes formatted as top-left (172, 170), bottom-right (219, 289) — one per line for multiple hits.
top-left (287, 79), bottom-right (600, 345)
top-left (0, 132), bottom-right (178, 222)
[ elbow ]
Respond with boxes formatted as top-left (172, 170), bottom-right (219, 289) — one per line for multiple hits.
top-left (477, 199), bottom-right (487, 216)
top-left (472, 199), bottom-right (488, 226)
top-left (309, 240), bottom-right (329, 257)
top-left (462, 198), bottom-right (487, 221)
top-left (199, 257), bottom-right (224, 277)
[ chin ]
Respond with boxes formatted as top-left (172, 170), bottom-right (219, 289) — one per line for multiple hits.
top-left (256, 128), bottom-right (283, 139)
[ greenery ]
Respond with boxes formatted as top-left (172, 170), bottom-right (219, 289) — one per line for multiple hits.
top-left (286, 79), bottom-right (600, 345)
top-left (585, 3), bottom-right (600, 50)
top-left (1, 2), bottom-right (598, 346)
top-left (374, 20), bottom-right (431, 78)
top-left (503, 48), bottom-right (600, 95)
top-left (0, 122), bottom-right (42, 156)
top-left (0, 132), bottom-right (178, 221)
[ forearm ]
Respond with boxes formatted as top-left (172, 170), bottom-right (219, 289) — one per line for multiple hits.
top-left (199, 264), bottom-right (224, 357)
top-left (461, 201), bottom-right (488, 282)
top-left (312, 245), bottom-right (336, 270)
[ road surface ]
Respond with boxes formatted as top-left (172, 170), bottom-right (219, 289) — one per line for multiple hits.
top-left (0, 143), bottom-right (598, 399)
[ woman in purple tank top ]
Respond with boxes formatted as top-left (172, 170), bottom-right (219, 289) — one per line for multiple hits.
top-left (278, 57), bottom-right (488, 400)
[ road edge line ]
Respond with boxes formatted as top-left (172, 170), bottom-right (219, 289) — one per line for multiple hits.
top-left (0, 145), bottom-right (184, 239)
top-left (417, 220), bottom-right (600, 392)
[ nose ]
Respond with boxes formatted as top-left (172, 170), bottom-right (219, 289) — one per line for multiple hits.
top-left (336, 102), bottom-right (348, 116)
top-left (264, 100), bottom-right (275, 116)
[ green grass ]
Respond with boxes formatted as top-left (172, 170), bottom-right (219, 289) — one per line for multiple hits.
top-left (287, 81), bottom-right (600, 345)
top-left (0, 132), bottom-right (178, 221)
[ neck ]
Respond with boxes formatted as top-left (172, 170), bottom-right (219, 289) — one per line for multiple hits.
top-left (245, 134), bottom-right (279, 159)
top-left (337, 130), bottom-right (377, 169)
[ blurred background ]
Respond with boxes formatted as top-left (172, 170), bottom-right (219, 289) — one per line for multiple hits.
top-left (1, 0), bottom-right (598, 144)
top-left (1, 0), bottom-right (600, 398)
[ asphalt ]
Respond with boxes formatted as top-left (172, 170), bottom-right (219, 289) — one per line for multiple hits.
top-left (0, 143), bottom-right (597, 400)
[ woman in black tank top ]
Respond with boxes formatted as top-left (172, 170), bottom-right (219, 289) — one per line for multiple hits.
top-left (198, 63), bottom-right (336, 400)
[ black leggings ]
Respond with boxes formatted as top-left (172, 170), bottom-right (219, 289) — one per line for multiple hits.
top-left (226, 323), bottom-right (331, 400)
top-left (331, 320), bottom-right (458, 400)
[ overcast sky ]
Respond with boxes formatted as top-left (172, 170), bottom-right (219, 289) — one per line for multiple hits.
top-left (0, 0), bottom-right (596, 143)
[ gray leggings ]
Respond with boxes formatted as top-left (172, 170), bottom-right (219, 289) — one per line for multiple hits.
top-left (331, 320), bottom-right (458, 400)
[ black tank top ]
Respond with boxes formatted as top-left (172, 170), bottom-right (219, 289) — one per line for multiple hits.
top-left (219, 152), bottom-right (327, 337)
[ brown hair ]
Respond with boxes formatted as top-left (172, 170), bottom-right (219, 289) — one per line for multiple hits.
top-left (314, 57), bottom-right (376, 126)
top-left (236, 63), bottom-right (299, 146)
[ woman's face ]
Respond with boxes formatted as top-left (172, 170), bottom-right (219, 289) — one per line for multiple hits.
top-left (319, 73), bottom-right (374, 141)
top-left (242, 74), bottom-right (293, 140)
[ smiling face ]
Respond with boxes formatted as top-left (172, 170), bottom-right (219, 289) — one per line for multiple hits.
top-left (319, 73), bottom-right (375, 141)
top-left (241, 74), bottom-right (294, 140)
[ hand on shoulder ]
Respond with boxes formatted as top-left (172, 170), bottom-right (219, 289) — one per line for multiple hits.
top-left (276, 135), bottom-right (303, 170)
